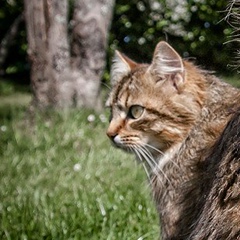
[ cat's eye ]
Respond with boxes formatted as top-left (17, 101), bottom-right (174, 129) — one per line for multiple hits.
top-left (128, 105), bottom-right (144, 119)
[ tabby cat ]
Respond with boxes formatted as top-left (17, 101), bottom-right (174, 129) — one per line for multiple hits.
top-left (106, 41), bottom-right (240, 239)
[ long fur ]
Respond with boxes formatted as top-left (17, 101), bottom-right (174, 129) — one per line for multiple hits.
top-left (189, 108), bottom-right (240, 239)
top-left (107, 23), bottom-right (240, 238)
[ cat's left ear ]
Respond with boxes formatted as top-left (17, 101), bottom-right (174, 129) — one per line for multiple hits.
top-left (149, 41), bottom-right (185, 90)
top-left (110, 50), bottom-right (138, 85)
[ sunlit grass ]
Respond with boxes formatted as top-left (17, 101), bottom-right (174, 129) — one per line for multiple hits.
top-left (0, 93), bottom-right (159, 239)
top-left (0, 92), bottom-right (31, 106)
top-left (220, 74), bottom-right (240, 88)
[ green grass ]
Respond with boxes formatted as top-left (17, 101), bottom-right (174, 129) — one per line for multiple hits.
top-left (221, 74), bottom-right (240, 88)
top-left (0, 91), bottom-right (159, 239)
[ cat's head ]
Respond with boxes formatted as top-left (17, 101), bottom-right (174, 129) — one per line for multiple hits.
top-left (106, 41), bottom-right (204, 158)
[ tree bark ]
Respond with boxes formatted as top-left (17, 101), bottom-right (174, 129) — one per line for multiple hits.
top-left (24, 0), bottom-right (115, 109)
top-left (24, 0), bottom-right (72, 108)
top-left (71, 0), bottom-right (115, 110)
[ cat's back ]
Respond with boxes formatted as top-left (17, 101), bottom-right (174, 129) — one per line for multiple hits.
top-left (189, 108), bottom-right (240, 240)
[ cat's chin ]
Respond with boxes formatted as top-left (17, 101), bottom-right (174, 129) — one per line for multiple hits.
top-left (110, 136), bottom-right (133, 153)
top-left (112, 143), bottom-right (134, 154)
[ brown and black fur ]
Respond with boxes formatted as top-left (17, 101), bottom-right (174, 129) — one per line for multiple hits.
top-left (107, 40), bottom-right (240, 239)
top-left (150, 70), bottom-right (240, 240)
top-left (189, 108), bottom-right (240, 239)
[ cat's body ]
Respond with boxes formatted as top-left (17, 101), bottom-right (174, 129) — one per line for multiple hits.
top-left (151, 72), bottom-right (240, 239)
top-left (189, 108), bottom-right (240, 240)
top-left (151, 66), bottom-right (240, 239)
top-left (106, 41), bottom-right (240, 239)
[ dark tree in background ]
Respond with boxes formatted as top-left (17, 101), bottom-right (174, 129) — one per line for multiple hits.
top-left (0, 13), bottom-right (23, 75)
top-left (24, 0), bottom-right (115, 109)
top-left (0, 1), bottom-right (25, 77)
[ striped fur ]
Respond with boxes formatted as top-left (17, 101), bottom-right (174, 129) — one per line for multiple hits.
top-left (106, 41), bottom-right (240, 239)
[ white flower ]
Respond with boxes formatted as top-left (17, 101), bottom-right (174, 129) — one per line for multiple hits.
top-left (99, 114), bottom-right (107, 123)
top-left (87, 114), bottom-right (96, 122)
top-left (0, 125), bottom-right (7, 132)
top-left (73, 163), bottom-right (81, 172)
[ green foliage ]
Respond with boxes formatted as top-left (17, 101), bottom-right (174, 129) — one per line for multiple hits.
top-left (0, 80), bottom-right (15, 95)
top-left (221, 74), bottom-right (240, 88)
top-left (0, 0), bottom-right (26, 75)
top-left (0, 0), bottom-right (237, 80)
top-left (0, 79), bottom-right (29, 95)
top-left (0, 94), bottom-right (159, 239)
top-left (109, 0), bottom-right (234, 73)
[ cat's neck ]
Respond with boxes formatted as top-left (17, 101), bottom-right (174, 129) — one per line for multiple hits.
top-left (154, 143), bottom-right (181, 171)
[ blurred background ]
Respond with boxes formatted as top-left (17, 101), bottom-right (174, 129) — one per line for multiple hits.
top-left (0, 0), bottom-right (238, 93)
top-left (0, 0), bottom-right (239, 239)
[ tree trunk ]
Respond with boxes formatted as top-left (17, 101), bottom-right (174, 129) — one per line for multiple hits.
top-left (24, 0), bottom-right (72, 108)
top-left (24, 0), bottom-right (115, 110)
top-left (71, 0), bottom-right (115, 110)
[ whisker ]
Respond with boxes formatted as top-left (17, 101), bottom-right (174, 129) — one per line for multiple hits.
top-left (137, 146), bottom-right (156, 170)
top-left (132, 147), bottom-right (151, 181)
top-left (124, 141), bottom-right (176, 187)
top-left (144, 143), bottom-right (166, 156)
top-left (135, 145), bottom-right (166, 187)
top-left (101, 81), bottom-right (111, 90)
top-left (136, 147), bottom-right (162, 180)
top-left (140, 144), bottom-right (173, 187)
top-left (129, 144), bottom-right (152, 181)
top-left (144, 143), bottom-right (180, 170)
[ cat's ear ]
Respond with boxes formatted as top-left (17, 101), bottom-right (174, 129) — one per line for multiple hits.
top-left (110, 50), bottom-right (137, 85)
top-left (149, 41), bottom-right (185, 90)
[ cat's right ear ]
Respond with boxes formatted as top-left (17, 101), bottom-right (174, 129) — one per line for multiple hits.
top-left (110, 51), bottom-right (137, 85)
top-left (149, 41), bottom-right (185, 91)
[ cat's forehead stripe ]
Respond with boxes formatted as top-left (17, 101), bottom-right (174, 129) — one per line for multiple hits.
top-left (114, 75), bottom-right (133, 104)
top-left (113, 75), bottom-right (128, 103)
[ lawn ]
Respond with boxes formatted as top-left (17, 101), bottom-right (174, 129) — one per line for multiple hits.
top-left (0, 81), bottom-right (159, 239)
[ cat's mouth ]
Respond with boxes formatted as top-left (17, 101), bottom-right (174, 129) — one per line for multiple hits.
top-left (108, 132), bottom-right (166, 158)
top-left (112, 135), bottom-right (122, 146)
top-left (111, 135), bottom-right (131, 151)
top-left (110, 134), bottom-right (160, 155)
top-left (109, 134), bottom-right (138, 152)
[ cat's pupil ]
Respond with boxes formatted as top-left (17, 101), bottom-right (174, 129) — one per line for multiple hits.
top-left (128, 105), bottom-right (144, 119)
